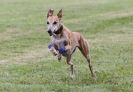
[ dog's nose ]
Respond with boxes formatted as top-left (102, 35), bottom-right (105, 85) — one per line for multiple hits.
top-left (48, 30), bottom-right (51, 33)
top-left (48, 30), bottom-right (52, 36)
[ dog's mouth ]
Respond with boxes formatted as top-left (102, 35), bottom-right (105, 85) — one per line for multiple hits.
top-left (54, 25), bottom-right (63, 35)
top-left (54, 30), bottom-right (61, 34)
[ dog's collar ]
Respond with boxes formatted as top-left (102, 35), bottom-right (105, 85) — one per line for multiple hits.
top-left (54, 25), bottom-right (63, 35)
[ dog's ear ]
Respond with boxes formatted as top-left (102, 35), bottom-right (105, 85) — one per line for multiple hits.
top-left (57, 9), bottom-right (63, 19)
top-left (47, 9), bottom-right (54, 18)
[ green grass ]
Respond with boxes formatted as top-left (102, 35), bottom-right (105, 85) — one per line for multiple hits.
top-left (0, 0), bottom-right (133, 92)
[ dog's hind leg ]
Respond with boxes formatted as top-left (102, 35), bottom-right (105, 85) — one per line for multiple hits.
top-left (78, 37), bottom-right (96, 80)
top-left (86, 55), bottom-right (96, 80)
top-left (66, 54), bottom-right (75, 79)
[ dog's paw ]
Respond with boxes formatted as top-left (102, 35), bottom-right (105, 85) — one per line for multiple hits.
top-left (70, 74), bottom-right (75, 80)
top-left (92, 73), bottom-right (97, 81)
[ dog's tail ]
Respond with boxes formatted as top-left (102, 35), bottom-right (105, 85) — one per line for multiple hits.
top-left (78, 35), bottom-right (90, 58)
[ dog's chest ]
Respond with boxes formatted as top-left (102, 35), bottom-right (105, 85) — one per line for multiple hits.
top-left (52, 36), bottom-right (66, 48)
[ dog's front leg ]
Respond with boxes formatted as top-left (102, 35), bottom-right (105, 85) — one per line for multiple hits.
top-left (49, 46), bottom-right (58, 56)
top-left (50, 48), bottom-right (62, 61)
top-left (57, 53), bottom-right (62, 61)
top-left (48, 44), bottom-right (62, 61)
top-left (66, 54), bottom-right (75, 79)
top-left (65, 45), bottom-right (72, 50)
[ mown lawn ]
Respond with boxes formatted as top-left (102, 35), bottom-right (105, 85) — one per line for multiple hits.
top-left (0, 0), bottom-right (133, 92)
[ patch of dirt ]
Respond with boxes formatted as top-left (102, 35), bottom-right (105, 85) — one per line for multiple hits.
top-left (0, 47), bottom-right (50, 64)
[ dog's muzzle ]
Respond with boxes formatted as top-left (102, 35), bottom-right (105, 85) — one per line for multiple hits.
top-left (48, 30), bottom-right (52, 36)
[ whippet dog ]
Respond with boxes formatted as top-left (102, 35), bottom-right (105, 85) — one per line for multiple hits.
top-left (46, 9), bottom-right (96, 80)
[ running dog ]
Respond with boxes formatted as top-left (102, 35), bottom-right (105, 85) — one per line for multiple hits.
top-left (46, 9), bottom-right (96, 80)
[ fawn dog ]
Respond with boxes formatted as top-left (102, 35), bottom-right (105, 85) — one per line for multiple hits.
top-left (46, 9), bottom-right (96, 80)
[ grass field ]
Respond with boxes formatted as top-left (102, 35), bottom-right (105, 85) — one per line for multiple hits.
top-left (0, 0), bottom-right (133, 92)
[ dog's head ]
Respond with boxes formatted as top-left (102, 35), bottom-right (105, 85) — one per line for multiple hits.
top-left (46, 9), bottom-right (63, 36)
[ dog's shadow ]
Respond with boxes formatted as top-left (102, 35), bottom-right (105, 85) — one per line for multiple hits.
top-left (60, 70), bottom-right (112, 86)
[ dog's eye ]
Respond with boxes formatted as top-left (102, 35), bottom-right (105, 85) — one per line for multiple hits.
top-left (53, 21), bottom-right (57, 25)
top-left (47, 21), bottom-right (49, 24)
